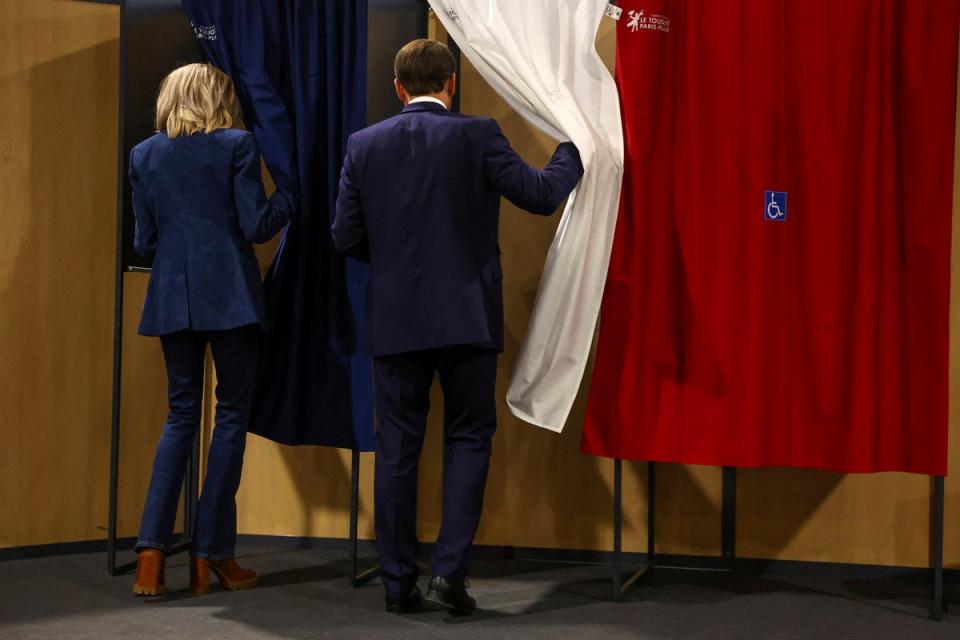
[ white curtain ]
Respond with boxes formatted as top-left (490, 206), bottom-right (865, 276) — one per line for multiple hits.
top-left (429, 0), bottom-right (624, 432)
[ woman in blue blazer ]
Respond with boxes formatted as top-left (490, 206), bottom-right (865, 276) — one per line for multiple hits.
top-left (129, 64), bottom-right (291, 597)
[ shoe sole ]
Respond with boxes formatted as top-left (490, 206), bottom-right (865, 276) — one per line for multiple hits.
top-left (424, 590), bottom-right (475, 615)
top-left (192, 578), bottom-right (258, 596)
top-left (385, 604), bottom-right (417, 614)
top-left (223, 578), bottom-right (258, 591)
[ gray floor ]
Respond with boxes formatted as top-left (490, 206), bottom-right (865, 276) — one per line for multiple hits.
top-left (1, 543), bottom-right (958, 639)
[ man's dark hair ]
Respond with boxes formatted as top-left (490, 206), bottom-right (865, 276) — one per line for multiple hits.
top-left (394, 39), bottom-right (457, 96)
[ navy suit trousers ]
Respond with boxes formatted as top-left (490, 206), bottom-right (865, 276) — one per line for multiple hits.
top-left (137, 325), bottom-right (260, 559)
top-left (372, 347), bottom-right (498, 597)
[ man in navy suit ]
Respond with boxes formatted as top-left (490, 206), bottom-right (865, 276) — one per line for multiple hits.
top-left (332, 39), bottom-right (583, 614)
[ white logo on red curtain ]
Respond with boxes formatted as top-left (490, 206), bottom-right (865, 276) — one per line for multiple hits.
top-left (626, 9), bottom-right (670, 34)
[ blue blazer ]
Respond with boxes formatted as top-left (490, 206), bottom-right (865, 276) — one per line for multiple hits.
top-left (332, 101), bottom-right (583, 357)
top-left (130, 129), bottom-right (291, 336)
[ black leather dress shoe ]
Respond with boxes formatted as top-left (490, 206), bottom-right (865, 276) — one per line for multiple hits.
top-left (424, 576), bottom-right (476, 614)
top-left (385, 584), bottom-right (422, 614)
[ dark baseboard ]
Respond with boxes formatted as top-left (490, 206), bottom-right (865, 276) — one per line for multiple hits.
top-left (0, 537), bottom-right (137, 562)
top-left (3, 533), bottom-right (958, 583)
top-left (237, 534), bottom-right (960, 583)
top-left (238, 533), bottom-right (376, 554)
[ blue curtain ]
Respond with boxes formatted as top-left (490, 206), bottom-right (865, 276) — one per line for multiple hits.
top-left (180, 0), bottom-right (374, 452)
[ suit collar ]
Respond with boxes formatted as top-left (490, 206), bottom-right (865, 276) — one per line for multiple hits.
top-left (401, 101), bottom-right (449, 114)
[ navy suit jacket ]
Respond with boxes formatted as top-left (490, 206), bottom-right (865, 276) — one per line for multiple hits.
top-left (130, 129), bottom-right (291, 336)
top-left (332, 101), bottom-right (583, 357)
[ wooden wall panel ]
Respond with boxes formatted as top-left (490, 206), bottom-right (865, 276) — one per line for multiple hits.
top-left (948, 50), bottom-right (960, 569)
top-left (0, 0), bottom-right (120, 548)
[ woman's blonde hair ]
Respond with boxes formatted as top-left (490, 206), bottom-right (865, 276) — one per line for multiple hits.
top-left (155, 63), bottom-right (242, 138)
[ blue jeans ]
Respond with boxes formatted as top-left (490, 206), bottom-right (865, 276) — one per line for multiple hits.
top-left (372, 347), bottom-right (498, 598)
top-left (136, 325), bottom-right (260, 559)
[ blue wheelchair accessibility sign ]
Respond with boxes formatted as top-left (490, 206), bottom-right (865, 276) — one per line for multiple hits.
top-left (765, 191), bottom-right (787, 221)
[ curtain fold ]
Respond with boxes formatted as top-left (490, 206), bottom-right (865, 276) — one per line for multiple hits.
top-left (429, 0), bottom-right (625, 432)
top-left (181, 0), bottom-right (374, 451)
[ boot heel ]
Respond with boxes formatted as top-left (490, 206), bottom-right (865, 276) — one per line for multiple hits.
top-left (133, 549), bottom-right (167, 597)
top-left (190, 556), bottom-right (210, 595)
top-left (209, 558), bottom-right (258, 591)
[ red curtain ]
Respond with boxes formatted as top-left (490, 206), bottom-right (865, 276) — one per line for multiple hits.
top-left (583, 0), bottom-right (959, 474)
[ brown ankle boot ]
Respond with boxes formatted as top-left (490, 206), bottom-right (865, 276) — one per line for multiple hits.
top-left (190, 557), bottom-right (257, 595)
top-left (133, 549), bottom-right (166, 596)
